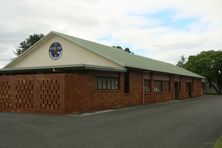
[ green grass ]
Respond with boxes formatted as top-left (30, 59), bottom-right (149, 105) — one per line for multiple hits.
top-left (213, 136), bottom-right (222, 148)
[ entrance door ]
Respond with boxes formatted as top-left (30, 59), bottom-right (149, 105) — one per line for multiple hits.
top-left (186, 82), bottom-right (192, 98)
top-left (174, 81), bottom-right (179, 99)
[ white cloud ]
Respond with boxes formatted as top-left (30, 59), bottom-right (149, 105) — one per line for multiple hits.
top-left (0, 0), bottom-right (222, 68)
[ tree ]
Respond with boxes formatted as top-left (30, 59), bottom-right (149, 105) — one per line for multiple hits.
top-left (183, 50), bottom-right (222, 94)
top-left (14, 34), bottom-right (44, 56)
top-left (113, 46), bottom-right (134, 54)
top-left (176, 55), bottom-right (186, 67)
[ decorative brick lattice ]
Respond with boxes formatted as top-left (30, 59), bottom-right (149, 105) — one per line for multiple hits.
top-left (40, 80), bottom-right (60, 110)
top-left (0, 81), bottom-right (10, 108)
top-left (15, 80), bottom-right (34, 108)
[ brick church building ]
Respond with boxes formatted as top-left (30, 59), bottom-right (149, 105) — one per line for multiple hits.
top-left (0, 31), bottom-right (204, 114)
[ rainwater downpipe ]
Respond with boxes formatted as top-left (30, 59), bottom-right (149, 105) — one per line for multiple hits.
top-left (142, 72), bottom-right (145, 105)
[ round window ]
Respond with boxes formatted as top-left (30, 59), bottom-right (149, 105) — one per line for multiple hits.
top-left (49, 42), bottom-right (63, 60)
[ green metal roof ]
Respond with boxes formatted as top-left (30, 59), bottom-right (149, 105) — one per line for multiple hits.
top-left (53, 31), bottom-right (204, 79)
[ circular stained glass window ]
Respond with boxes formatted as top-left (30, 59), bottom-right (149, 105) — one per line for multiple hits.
top-left (49, 42), bottom-right (63, 60)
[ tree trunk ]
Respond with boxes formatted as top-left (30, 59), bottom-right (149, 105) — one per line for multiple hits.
top-left (209, 81), bottom-right (220, 94)
top-left (217, 81), bottom-right (222, 94)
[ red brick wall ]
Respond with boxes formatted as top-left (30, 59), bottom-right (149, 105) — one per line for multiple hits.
top-left (192, 79), bottom-right (202, 97)
top-left (65, 70), bottom-right (143, 114)
top-left (178, 77), bottom-right (191, 99)
top-left (144, 74), bottom-right (174, 104)
top-left (65, 71), bottom-right (203, 114)
top-left (0, 74), bottom-right (65, 114)
top-left (178, 77), bottom-right (202, 99)
top-left (0, 71), bottom-right (203, 114)
top-left (65, 72), bottom-right (92, 113)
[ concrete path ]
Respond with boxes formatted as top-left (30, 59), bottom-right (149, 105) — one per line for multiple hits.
top-left (0, 95), bottom-right (222, 148)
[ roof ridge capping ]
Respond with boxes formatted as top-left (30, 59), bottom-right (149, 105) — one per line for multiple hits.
top-left (52, 31), bottom-right (204, 79)
top-left (51, 32), bottom-right (172, 66)
top-left (51, 31), bottom-right (169, 63)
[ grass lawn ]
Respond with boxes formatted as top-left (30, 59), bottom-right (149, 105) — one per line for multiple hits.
top-left (213, 136), bottom-right (222, 148)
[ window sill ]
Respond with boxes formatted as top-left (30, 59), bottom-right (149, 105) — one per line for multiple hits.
top-left (162, 92), bottom-right (170, 94)
top-left (152, 92), bottom-right (170, 95)
top-left (95, 89), bottom-right (120, 92)
top-left (154, 93), bottom-right (162, 95)
top-left (144, 92), bottom-right (152, 95)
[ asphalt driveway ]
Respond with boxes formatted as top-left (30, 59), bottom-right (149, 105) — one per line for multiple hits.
top-left (0, 95), bottom-right (222, 148)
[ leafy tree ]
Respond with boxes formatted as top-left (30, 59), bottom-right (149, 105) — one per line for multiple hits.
top-left (14, 34), bottom-right (44, 56)
top-left (183, 50), bottom-right (222, 94)
top-left (176, 55), bottom-right (186, 67)
top-left (113, 46), bottom-right (134, 54)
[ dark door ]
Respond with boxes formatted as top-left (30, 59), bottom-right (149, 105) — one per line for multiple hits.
top-left (186, 82), bottom-right (192, 98)
top-left (174, 81), bottom-right (179, 99)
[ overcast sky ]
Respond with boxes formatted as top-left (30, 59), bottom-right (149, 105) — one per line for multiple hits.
top-left (0, 0), bottom-right (222, 68)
